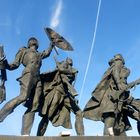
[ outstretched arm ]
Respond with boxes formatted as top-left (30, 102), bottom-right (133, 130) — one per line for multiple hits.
top-left (41, 42), bottom-right (54, 59)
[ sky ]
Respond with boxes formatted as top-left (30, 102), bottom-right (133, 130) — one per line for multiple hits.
top-left (0, 0), bottom-right (140, 136)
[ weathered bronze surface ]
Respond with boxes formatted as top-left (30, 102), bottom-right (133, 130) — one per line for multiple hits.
top-left (0, 28), bottom-right (140, 137)
top-left (0, 37), bottom-right (53, 123)
top-left (84, 54), bottom-right (140, 136)
top-left (21, 57), bottom-right (84, 136)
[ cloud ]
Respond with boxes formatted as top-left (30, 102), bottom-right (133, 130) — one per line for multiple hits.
top-left (15, 17), bottom-right (23, 35)
top-left (50, 0), bottom-right (63, 29)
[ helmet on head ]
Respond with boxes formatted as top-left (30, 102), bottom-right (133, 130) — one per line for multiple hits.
top-left (113, 54), bottom-right (125, 64)
top-left (108, 58), bottom-right (114, 66)
top-left (66, 57), bottom-right (73, 66)
top-left (28, 37), bottom-right (39, 48)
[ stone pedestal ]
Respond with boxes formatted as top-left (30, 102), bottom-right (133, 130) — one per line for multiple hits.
top-left (0, 136), bottom-right (140, 140)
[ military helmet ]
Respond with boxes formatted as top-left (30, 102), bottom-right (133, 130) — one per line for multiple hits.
top-left (113, 54), bottom-right (125, 64)
top-left (66, 57), bottom-right (73, 65)
top-left (108, 58), bottom-right (114, 66)
top-left (28, 37), bottom-right (39, 48)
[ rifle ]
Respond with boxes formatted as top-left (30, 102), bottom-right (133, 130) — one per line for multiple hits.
top-left (110, 78), bottom-right (140, 101)
top-left (0, 46), bottom-right (7, 103)
top-left (125, 78), bottom-right (140, 90)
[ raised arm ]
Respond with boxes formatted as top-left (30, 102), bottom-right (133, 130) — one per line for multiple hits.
top-left (41, 42), bottom-right (54, 59)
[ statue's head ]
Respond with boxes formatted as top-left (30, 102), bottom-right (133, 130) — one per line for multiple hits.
top-left (28, 37), bottom-right (39, 49)
top-left (109, 54), bottom-right (125, 66)
top-left (66, 57), bottom-right (73, 66)
top-left (113, 54), bottom-right (125, 64)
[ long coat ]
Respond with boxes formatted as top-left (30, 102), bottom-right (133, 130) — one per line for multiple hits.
top-left (83, 65), bottom-right (116, 121)
top-left (38, 67), bottom-right (80, 129)
top-left (39, 70), bottom-right (72, 128)
top-left (83, 63), bottom-right (132, 134)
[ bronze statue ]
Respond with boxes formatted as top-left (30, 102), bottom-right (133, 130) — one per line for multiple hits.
top-left (21, 57), bottom-right (84, 136)
top-left (2, 25), bottom-right (140, 136)
top-left (20, 28), bottom-right (77, 136)
top-left (0, 37), bottom-right (53, 122)
top-left (0, 27), bottom-right (80, 136)
top-left (83, 54), bottom-right (140, 136)
top-left (0, 46), bottom-right (7, 104)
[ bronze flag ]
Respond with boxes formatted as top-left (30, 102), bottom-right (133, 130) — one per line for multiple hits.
top-left (45, 27), bottom-right (74, 51)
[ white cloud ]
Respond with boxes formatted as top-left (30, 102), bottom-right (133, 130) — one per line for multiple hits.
top-left (15, 17), bottom-right (22, 35)
top-left (50, 0), bottom-right (63, 29)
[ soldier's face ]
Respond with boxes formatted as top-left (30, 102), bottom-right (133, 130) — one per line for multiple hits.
top-left (30, 45), bottom-right (38, 50)
top-left (116, 60), bottom-right (124, 66)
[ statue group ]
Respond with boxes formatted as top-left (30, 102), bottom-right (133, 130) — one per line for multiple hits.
top-left (0, 28), bottom-right (140, 136)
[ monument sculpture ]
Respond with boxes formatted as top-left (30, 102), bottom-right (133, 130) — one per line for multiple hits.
top-left (0, 27), bottom-right (140, 137)
top-left (21, 27), bottom-right (84, 136)
top-left (83, 54), bottom-right (140, 136)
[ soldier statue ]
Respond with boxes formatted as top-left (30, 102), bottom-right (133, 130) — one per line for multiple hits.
top-left (84, 54), bottom-right (140, 136)
top-left (0, 37), bottom-right (53, 122)
top-left (21, 57), bottom-right (84, 136)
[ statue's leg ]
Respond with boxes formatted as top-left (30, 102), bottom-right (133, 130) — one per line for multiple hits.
top-left (127, 96), bottom-right (140, 134)
top-left (0, 84), bottom-right (32, 122)
top-left (31, 81), bottom-right (42, 112)
top-left (65, 97), bottom-right (84, 135)
top-left (103, 113), bottom-right (115, 136)
top-left (21, 80), bottom-right (42, 135)
top-left (124, 106), bottom-right (140, 135)
top-left (125, 106), bottom-right (140, 121)
top-left (21, 111), bottom-right (35, 136)
top-left (75, 110), bottom-right (84, 136)
top-left (127, 96), bottom-right (140, 111)
top-left (119, 131), bottom-right (127, 136)
top-left (37, 116), bottom-right (49, 136)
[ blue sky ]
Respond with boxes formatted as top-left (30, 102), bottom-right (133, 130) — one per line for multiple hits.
top-left (0, 0), bottom-right (140, 136)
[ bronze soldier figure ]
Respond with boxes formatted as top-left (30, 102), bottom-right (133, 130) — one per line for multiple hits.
top-left (0, 37), bottom-right (53, 123)
top-left (83, 54), bottom-right (140, 136)
top-left (35, 57), bottom-right (84, 136)
top-left (107, 56), bottom-right (140, 135)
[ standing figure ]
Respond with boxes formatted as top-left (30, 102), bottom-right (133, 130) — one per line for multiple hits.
top-left (83, 54), bottom-right (140, 136)
top-left (0, 37), bottom-right (53, 123)
top-left (35, 57), bottom-right (84, 136)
